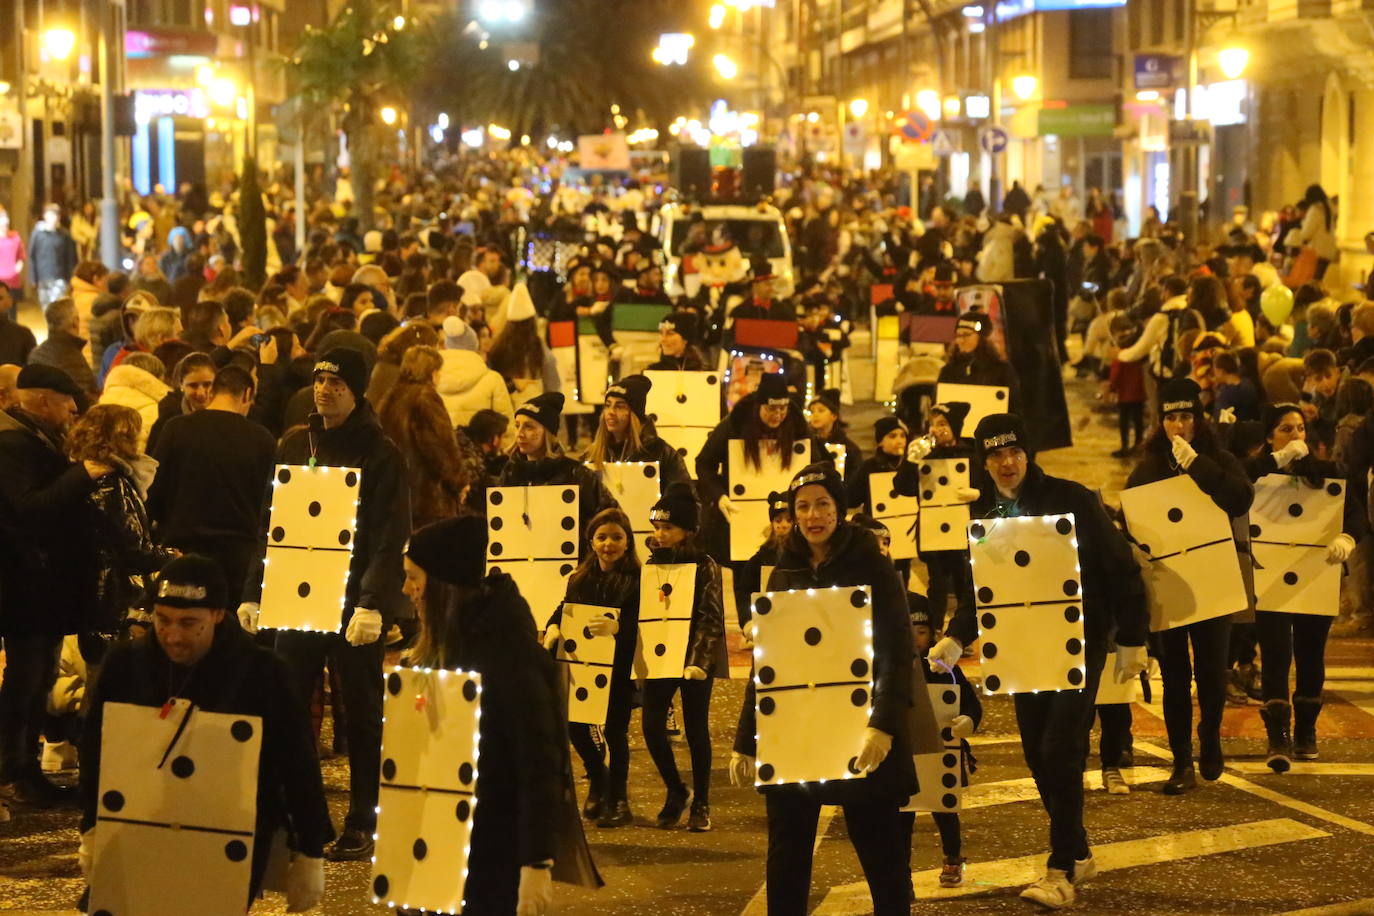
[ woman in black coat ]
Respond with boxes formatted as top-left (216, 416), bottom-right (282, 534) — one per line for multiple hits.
top-left (1243, 403), bottom-right (1366, 771)
top-left (1125, 378), bottom-right (1253, 795)
top-left (581, 374), bottom-right (690, 488)
top-left (937, 313), bottom-right (1022, 414)
top-left (731, 464), bottom-right (917, 916)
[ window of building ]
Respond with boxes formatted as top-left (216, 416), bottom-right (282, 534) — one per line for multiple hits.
top-left (1150, 0), bottom-right (1164, 45)
top-left (1068, 9), bottom-right (1114, 80)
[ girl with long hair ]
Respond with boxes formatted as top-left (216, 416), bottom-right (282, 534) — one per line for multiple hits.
top-left (375, 345), bottom-right (469, 528)
top-left (582, 375), bottom-right (690, 486)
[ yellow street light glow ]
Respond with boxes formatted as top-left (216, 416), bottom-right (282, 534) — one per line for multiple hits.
top-left (488, 124), bottom-right (512, 140)
top-left (806, 111), bottom-right (819, 123)
top-left (915, 89), bottom-right (941, 120)
top-left (195, 64), bottom-right (215, 87)
top-left (943, 95), bottom-right (962, 118)
top-left (1218, 46), bottom-right (1249, 80)
top-left (848, 98), bottom-right (869, 118)
top-left (1011, 74), bottom-right (1039, 101)
top-left (709, 4), bottom-right (727, 29)
top-left (379, 106), bottom-right (398, 125)
top-left (43, 28), bottom-right (76, 62)
top-left (1135, 90), bottom-right (1160, 102)
top-left (393, 15), bottom-right (406, 29)
top-left (713, 54), bottom-right (738, 79)
top-left (208, 77), bottom-right (238, 108)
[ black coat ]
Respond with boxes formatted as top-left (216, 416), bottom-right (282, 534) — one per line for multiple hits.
top-left (937, 349), bottom-right (1021, 415)
top-left (549, 561), bottom-right (641, 684)
top-left (734, 522), bottom-right (918, 806)
top-left (732, 536), bottom-right (786, 629)
top-left (948, 463), bottom-right (1150, 655)
top-left (646, 348), bottom-right (708, 371)
top-left (847, 450), bottom-right (903, 517)
top-left (645, 543), bottom-right (727, 676)
top-left (244, 402), bottom-right (411, 620)
top-left (496, 452), bottom-right (619, 547)
top-left (80, 626), bottom-right (335, 881)
top-left (86, 463), bottom-right (176, 632)
top-left (0, 409), bottom-right (98, 635)
top-left (1244, 451), bottom-right (1368, 541)
top-left (29, 329), bottom-right (98, 396)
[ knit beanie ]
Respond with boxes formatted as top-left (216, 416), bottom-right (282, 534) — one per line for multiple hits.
top-left (650, 481), bottom-right (700, 532)
top-left (929, 401), bottom-right (973, 439)
top-left (605, 374), bottom-right (652, 422)
top-left (874, 415), bottom-right (909, 443)
top-left (810, 387), bottom-right (842, 417)
top-left (514, 391), bottom-right (565, 435)
top-left (406, 516), bottom-right (488, 587)
top-left (755, 371), bottom-right (791, 407)
top-left (153, 554), bottom-right (228, 610)
top-left (1158, 377), bottom-right (1203, 421)
top-left (314, 347), bottom-right (368, 402)
top-left (973, 413), bottom-right (1032, 463)
top-left (660, 309), bottom-right (700, 342)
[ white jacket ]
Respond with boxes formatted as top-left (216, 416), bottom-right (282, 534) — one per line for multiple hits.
top-left (100, 364), bottom-right (171, 451)
top-left (436, 349), bottom-right (515, 429)
top-left (1299, 202), bottom-right (1338, 261)
top-left (976, 222), bottom-right (1018, 282)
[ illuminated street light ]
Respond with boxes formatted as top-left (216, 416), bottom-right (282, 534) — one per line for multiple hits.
top-left (480, 1), bottom-right (528, 23)
top-left (713, 54), bottom-right (737, 79)
top-left (507, 59), bottom-right (521, 71)
top-left (43, 28), bottom-right (76, 61)
top-left (229, 5), bottom-right (252, 27)
top-left (806, 111), bottom-right (819, 123)
top-left (393, 15), bottom-right (406, 29)
top-left (709, 4), bottom-right (727, 29)
top-left (437, 112), bottom-right (450, 129)
top-left (1218, 46), bottom-right (1249, 80)
top-left (1011, 74), bottom-right (1039, 101)
top-left (488, 124), bottom-right (512, 140)
top-left (208, 77), bottom-right (238, 108)
top-left (654, 32), bottom-right (694, 66)
top-left (943, 96), bottom-right (962, 118)
top-left (380, 106), bottom-right (398, 126)
top-left (915, 89), bottom-right (941, 120)
top-left (849, 98), bottom-right (869, 118)
top-left (195, 64), bottom-right (214, 87)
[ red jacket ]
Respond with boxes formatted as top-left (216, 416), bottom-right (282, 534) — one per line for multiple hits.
top-left (1109, 358), bottom-right (1146, 403)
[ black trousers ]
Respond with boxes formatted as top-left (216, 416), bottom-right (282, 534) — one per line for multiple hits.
top-left (1013, 653), bottom-right (1103, 874)
top-left (0, 633), bottom-right (63, 782)
top-left (1229, 621), bottom-right (1258, 667)
top-left (766, 792), bottom-right (911, 915)
top-left (899, 808), bottom-right (962, 862)
top-left (1255, 611), bottom-right (1334, 701)
top-left (569, 672), bottom-right (634, 799)
top-left (641, 676), bottom-right (713, 803)
top-left (274, 629), bottom-right (384, 832)
top-left (1156, 616), bottom-right (1230, 763)
top-left (924, 553), bottom-right (966, 635)
top-left (1096, 703), bottom-right (1134, 768)
top-left (1118, 402), bottom-right (1144, 449)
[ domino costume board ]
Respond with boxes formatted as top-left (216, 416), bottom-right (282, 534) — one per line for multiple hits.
top-left (869, 470), bottom-right (919, 560)
top-left (557, 603), bottom-right (620, 725)
top-left (728, 439), bottom-right (810, 561)
top-left (1250, 474), bottom-right (1344, 616)
top-left (916, 457), bottom-right (972, 553)
top-left (636, 563), bottom-right (697, 680)
top-left (486, 485), bottom-right (581, 627)
top-left (905, 683), bottom-right (964, 813)
top-left (597, 461), bottom-right (661, 552)
top-left (644, 370), bottom-right (721, 479)
top-left (259, 464), bottom-right (361, 632)
top-left (935, 382), bottom-right (1009, 432)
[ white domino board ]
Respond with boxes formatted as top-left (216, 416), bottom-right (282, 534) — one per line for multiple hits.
top-left (1249, 474), bottom-right (1344, 616)
top-left (905, 683), bottom-right (964, 812)
top-left (645, 370), bottom-right (721, 478)
top-left (869, 470), bottom-right (919, 560)
top-left (728, 439), bottom-right (811, 561)
top-left (751, 586), bottom-right (875, 786)
top-left (259, 464), bottom-right (361, 632)
top-left (916, 457), bottom-right (973, 553)
top-left (557, 603), bottom-right (620, 725)
top-left (598, 461), bottom-right (660, 545)
top-left (373, 667), bottom-right (481, 915)
top-left (935, 382), bottom-right (1009, 431)
top-left (1119, 475), bottom-right (1248, 631)
top-left (577, 335), bottom-right (611, 406)
top-left (636, 564), bottom-right (697, 680)
top-left (968, 514), bottom-right (1087, 694)
top-left (487, 485), bottom-right (581, 626)
top-left (729, 498), bottom-right (776, 563)
top-left (90, 701), bottom-right (261, 916)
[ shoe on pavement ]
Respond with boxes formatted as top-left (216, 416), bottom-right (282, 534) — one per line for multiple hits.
top-left (597, 798), bottom-right (633, 828)
top-left (1199, 736), bottom-right (1224, 781)
top-left (41, 740), bottom-right (78, 773)
top-left (940, 857), bottom-right (966, 888)
top-left (1260, 700), bottom-right (1293, 774)
top-left (326, 827), bottom-right (375, 862)
top-left (687, 801), bottom-right (712, 832)
top-left (582, 776), bottom-right (604, 820)
top-left (1118, 749), bottom-right (1135, 770)
top-left (1162, 764), bottom-right (1197, 795)
top-left (655, 784), bottom-right (690, 829)
top-left (1072, 854), bottom-right (1097, 885)
top-left (1225, 677), bottom-right (1250, 706)
top-left (0, 772), bottom-right (78, 808)
top-left (1102, 768), bottom-right (1129, 795)
top-left (1020, 868), bottom-right (1075, 909)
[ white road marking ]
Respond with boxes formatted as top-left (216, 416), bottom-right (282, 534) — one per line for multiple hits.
top-left (737, 804), bottom-right (837, 916)
top-left (1273, 898), bottom-right (1374, 915)
top-left (1224, 761), bottom-right (1374, 777)
top-left (812, 817), bottom-right (1328, 913)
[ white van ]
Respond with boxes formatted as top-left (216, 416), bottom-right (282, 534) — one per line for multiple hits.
top-left (654, 202), bottom-right (794, 299)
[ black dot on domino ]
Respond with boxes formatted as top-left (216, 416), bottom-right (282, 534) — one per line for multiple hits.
top-left (955, 462), bottom-right (967, 473)
top-left (595, 673), bottom-right (608, 688)
top-left (1014, 550), bottom-right (1031, 567)
top-left (942, 726), bottom-right (954, 742)
top-left (1066, 638), bottom-right (1083, 655)
top-left (387, 673), bottom-right (402, 695)
top-left (758, 763), bottom-right (775, 781)
top-left (995, 390), bottom-right (1006, 400)
top-left (970, 522), bottom-right (986, 539)
top-left (231, 719), bottom-right (254, 742)
top-left (940, 522), bottom-right (951, 533)
top-left (308, 501), bottom-right (322, 517)
top-left (943, 752), bottom-right (958, 768)
top-left (1064, 606), bottom-right (1081, 623)
top-left (1167, 507), bottom-right (1183, 523)
top-left (1284, 572), bottom-right (1299, 585)
top-left (938, 476), bottom-right (949, 486)
top-left (851, 658), bottom-right (869, 678)
top-left (102, 790), bottom-right (125, 812)
top-left (644, 465), bottom-right (657, 478)
top-left (563, 638), bottom-right (578, 654)
top-left (1289, 503), bottom-right (1304, 518)
top-left (171, 755), bottom-right (194, 779)
top-left (561, 541), bottom-right (575, 555)
top-left (271, 526), bottom-right (285, 543)
top-left (1067, 668), bottom-right (1084, 686)
top-left (489, 490), bottom-right (504, 506)
top-left (875, 502), bottom-right (886, 513)
top-left (225, 840), bottom-right (248, 862)
top-left (758, 665), bottom-right (776, 685)
top-left (794, 443), bottom-right (806, 455)
top-left (459, 762), bottom-right (474, 785)
top-left (982, 642), bottom-right (998, 659)
top-left (942, 772), bottom-right (958, 788)
top-left (338, 530), bottom-right (351, 546)
top-left (942, 793), bottom-right (958, 808)
top-left (561, 515), bottom-right (576, 530)
top-left (654, 643), bottom-right (667, 656)
top-left (977, 586), bottom-right (994, 604)
top-left (490, 542), bottom-right (504, 557)
top-left (981, 612), bottom-right (997, 630)
top-left (1328, 482), bottom-right (1343, 496)
top-left (277, 468), bottom-right (292, 484)
top-left (804, 626), bottom-right (822, 645)
top-left (582, 626), bottom-right (594, 640)
top-left (850, 589), bottom-right (869, 608)
top-left (575, 687), bottom-right (589, 701)
top-left (560, 563), bottom-right (574, 576)
top-left (490, 516), bottom-right (503, 531)
top-left (382, 759), bottom-right (397, 781)
top-left (1250, 524), bottom-right (1261, 538)
top-left (297, 581), bottom-right (311, 598)
top-left (850, 687), bottom-right (869, 706)
top-left (345, 471), bottom-right (358, 488)
top-left (847, 757), bottom-right (861, 774)
top-left (1055, 518), bottom-right (1072, 535)
top-left (677, 393), bottom-right (687, 403)
top-left (661, 583), bottom-right (673, 596)
top-left (1063, 580), bottom-right (1080, 597)
top-left (463, 680), bottom-right (478, 702)
top-left (733, 484), bottom-right (745, 495)
top-left (755, 596), bottom-right (772, 615)
top-left (456, 799), bottom-right (471, 821)
top-left (759, 697), bottom-right (776, 715)
top-left (413, 838), bottom-right (428, 861)
top-left (561, 488), bottom-right (576, 504)
top-left (942, 689), bottom-right (958, 706)
top-left (986, 674), bottom-right (1002, 691)
top-left (922, 490), bottom-right (934, 501)
top-left (707, 375), bottom-right (718, 385)
top-left (373, 875), bottom-right (390, 898)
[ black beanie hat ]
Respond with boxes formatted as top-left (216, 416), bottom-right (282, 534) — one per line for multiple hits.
top-left (973, 413), bottom-right (1032, 463)
top-left (907, 591), bottom-right (932, 627)
top-left (606, 374), bottom-right (652, 422)
top-left (407, 516), bottom-right (488, 587)
top-left (314, 347), bottom-right (369, 402)
top-left (1261, 402), bottom-right (1305, 437)
top-left (787, 462), bottom-right (847, 516)
top-left (930, 401), bottom-right (973, 439)
top-left (755, 371), bottom-right (791, 406)
top-left (515, 391), bottom-right (565, 435)
top-left (810, 387), bottom-right (842, 417)
top-left (852, 512), bottom-right (890, 541)
top-left (874, 415), bottom-right (909, 442)
top-left (153, 554), bottom-right (228, 610)
top-left (956, 313), bottom-right (990, 336)
top-left (1158, 377), bottom-right (1203, 421)
top-left (660, 310), bottom-right (700, 342)
top-left (651, 481), bottom-right (699, 532)
top-left (767, 490), bottom-right (790, 520)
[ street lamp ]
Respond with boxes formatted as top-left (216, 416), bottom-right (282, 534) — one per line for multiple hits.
top-left (849, 98), bottom-right (869, 118)
top-left (915, 89), bottom-right (941, 121)
top-left (1218, 47), bottom-right (1249, 80)
top-left (713, 54), bottom-right (738, 79)
top-left (653, 33), bottom-right (694, 66)
top-left (208, 77), bottom-right (238, 108)
top-left (43, 28), bottom-right (76, 62)
top-left (480, 1), bottom-right (528, 23)
top-left (1011, 75), bottom-right (1039, 101)
top-left (380, 106), bottom-right (398, 126)
top-left (709, 4), bottom-right (727, 29)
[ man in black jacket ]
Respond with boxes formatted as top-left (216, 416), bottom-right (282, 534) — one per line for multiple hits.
top-left (238, 347), bottom-right (410, 862)
top-left (930, 414), bottom-right (1149, 910)
top-left (79, 555), bottom-right (333, 911)
top-left (0, 365), bottom-right (108, 807)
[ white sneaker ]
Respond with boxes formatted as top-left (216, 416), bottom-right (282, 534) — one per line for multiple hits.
top-left (1020, 868), bottom-right (1075, 909)
top-left (1072, 854), bottom-right (1097, 884)
top-left (1102, 768), bottom-right (1130, 795)
top-left (41, 741), bottom-right (77, 773)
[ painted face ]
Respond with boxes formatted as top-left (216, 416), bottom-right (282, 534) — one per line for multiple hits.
top-left (402, 556), bottom-right (428, 607)
top-left (154, 605), bottom-right (224, 666)
top-left (514, 415), bottom-right (547, 457)
top-left (603, 396), bottom-right (632, 439)
top-left (313, 371), bottom-right (356, 424)
top-left (1162, 410), bottom-right (1196, 444)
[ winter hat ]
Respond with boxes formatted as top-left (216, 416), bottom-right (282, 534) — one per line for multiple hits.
top-left (874, 415), bottom-right (909, 443)
top-left (605, 374), bottom-right (652, 421)
top-left (1158, 377), bottom-right (1203, 421)
top-left (907, 592), bottom-right (932, 627)
top-left (755, 371), bottom-right (791, 407)
top-left (314, 347), bottom-right (369, 402)
top-left (514, 391), bottom-right (565, 435)
top-left (929, 401), bottom-right (973, 439)
top-left (651, 481), bottom-right (699, 532)
top-left (406, 516), bottom-right (488, 587)
top-left (932, 262), bottom-right (958, 283)
top-left (659, 309), bottom-right (700, 342)
top-left (1261, 402), bottom-right (1305, 437)
top-left (956, 313), bottom-right (990, 336)
top-left (852, 512), bottom-right (890, 541)
top-left (152, 554), bottom-right (228, 610)
top-left (505, 282), bottom-right (537, 322)
top-left (17, 364), bottom-right (83, 400)
top-left (749, 256), bottom-right (776, 282)
top-left (442, 315), bottom-right (476, 351)
top-left (973, 413), bottom-right (1031, 463)
top-left (787, 462), bottom-right (847, 516)
top-left (767, 490), bottom-right (790, 520)
top-left (809, 387), bottom-right (842, 417)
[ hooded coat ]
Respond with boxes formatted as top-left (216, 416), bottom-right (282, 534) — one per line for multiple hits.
top-left (85, 455), bottom-right (176, 631)
top-left (435, 348), bottom-right (515, 429)
top-left (100, 363), bottom-right (172, 451)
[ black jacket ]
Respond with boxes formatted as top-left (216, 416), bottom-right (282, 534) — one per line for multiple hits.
top-left (734, 522), bottom-right (918, 806)
top-left (646, 348), bottom-right (708, 371)
top-left (86, 463), bottom-right (176, 632)
top-left (732, 536), bottom-right (786, 629)
top-left (586, 423), bottom-right (691, 491)
top-left (848, 450), bottom-right (903, 517)
top-left (646, 543), bottom-right (727, 676)
top-left (1126, 439), bottom-right (1254, 519)
top-left (28, 224), bottom-right (77, 284)
top-left (80, 626), bottom-right (335, 873)
top-left (694, 393), bottom-right (828, 508)
top-left (29, 329), bottom-right (98, 396)
top-left (244, 402), bottom-right (411, 620)
top-left (0, 319), bottom-right (36, 365)
top-left (497, 452), bottom-right (619, 547)
top-left (0, 409), bottom-right (98, 635)
top-left (949, 463), bottom-right (1149, 654)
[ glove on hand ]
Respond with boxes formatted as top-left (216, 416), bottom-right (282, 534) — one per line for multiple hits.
top-left (344, 609), bottom-right (382, 646)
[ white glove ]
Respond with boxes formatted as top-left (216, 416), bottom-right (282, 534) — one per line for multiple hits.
top-left (1217, 406), bottom-right (1237, 424)
top-left (1273, 439), bottom-right (1310, 469)
top-left (516, 864), bottom-right (554, 916)
top-left (729, 752), bottom-right (756, 787)
top-left (1327, 533), bottom-right (1356, 564)
top-left (1171, 435), bottom-right (1197, 470)
top-left (683, 665), bottom-right (708, 680)
top-left (1114, 644), bottom-right (1150, 685)
top-left (927, 636), bottom-right (963, 673)
top-left (284, 853), bottom-right (325, 913)
top-left (718, 494), bottom-right (740, 517)
top-left (740, 629), bottom-right (754, 649)
top-left (854, 727), bottom-right (893, 774)
top-left (586, 616), bottom-right (619, 637)
top-left (948, 714), bottom-right (975, 738)
top-left (78, 829), bottom-right (92, 878)
top-left (954, 486), bottom-right (981, 503)
top-left (906, 435), bottom-right (934, 463)
top-left (589, 300), bottom-right (610, 315)
top-left (237, 602), bottom-right (260, 634)
top-left (343, 608), bottom-right (382, 646)
top-left (542, 625), bottom-right (562, 650)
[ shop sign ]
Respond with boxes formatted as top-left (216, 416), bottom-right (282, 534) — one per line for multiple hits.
top-left (1134, 54), bottom-right (1182, 90)
top-left (134, 89), bottom-right (210, 125)
top-left (1037, 103), bottom-right (1115, 137)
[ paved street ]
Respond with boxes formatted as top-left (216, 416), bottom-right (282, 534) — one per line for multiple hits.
top-left (4, 372), bottom-right (1374, 916)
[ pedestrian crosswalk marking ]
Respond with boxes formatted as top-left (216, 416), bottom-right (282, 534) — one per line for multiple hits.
top-left (812, 817), bottom-right (1328, 912)
top-left (1225, 761), bottom-right (1374, 777)
top-left (941, 767), bottom-right (1172, 810)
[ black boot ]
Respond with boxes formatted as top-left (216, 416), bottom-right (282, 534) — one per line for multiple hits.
top-left (582, 772), bottom-right (605, 820)
top-left (1260, 700), bottom-right (1293, 773)
top-left (1199, 731), bottom-right (1224, 781)
top-left (1162, 762), bottom-right (1197, 795)
top-left (656, 783), bottom-right (690, 828)
top-left (597, 790), bottom-right (633, 828)
top-left (1293, 696), bottom-right (1322, 760)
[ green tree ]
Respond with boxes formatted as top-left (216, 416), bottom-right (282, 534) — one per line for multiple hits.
top-left (289, 0), bottom-right (431, 228)
top-left (239, 156), bottom-right (267, 289)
